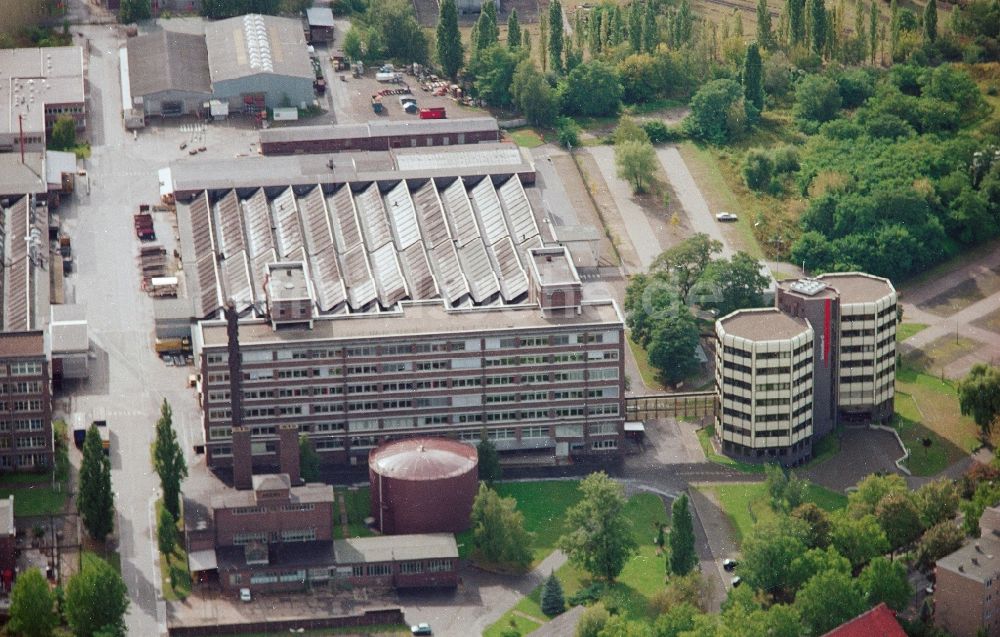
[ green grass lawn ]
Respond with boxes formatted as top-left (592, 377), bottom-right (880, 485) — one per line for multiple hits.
top-left (696, 426), bottom-right (765, 474)
top-left (156, 500), bottom-right (191, 600)
top-left (484, 492), bottom-right (669, 634)
top-left (0, 484), bottom-right (67, 517)
top-left (626, 333), bottom-right (668, 392)
top-left (706, 482), bottom-right (848, 544)
top-left (333, 487), bottom-right (375, 539)
top-left (82, 549), bottom-right (121, 574)
top-left (893, 393), bottom-right (957, 477)
top-left (483, 613), bottom-right (543, 637)
top-left (214, 626), bottom-right (410, 637)
top-left (896, 323), bottom-right (929, 342)
top-left (804, 430), bottom-right (841, 467)
top-left (508, 127), bottom-right (547, 148)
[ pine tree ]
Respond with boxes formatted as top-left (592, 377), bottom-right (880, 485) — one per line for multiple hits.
top-left (757, 0), bottom-right (774, 49)
top-left (153, 400), bottom-right (188, 521)
top-left (869, 0), bottom-right (878, 64)
top-left (743, 42), bottom-right (764, 114)
top-left (788, 0), bottom-right (805, 44)
top-left (549, 0), bottom-right (564, 72)
top-left (642, 0), bottom-right (657, 52)
top-left (474, 0), bottom-right (499, 54)
top-left (628, 1), bottom-right (643, 52)
top-left (507, 8), bottom-right (522, 48)
top-left (810, 0), bottom-right (826, 54)
top-left (541, 572), bottom-right (566, 617)
top-left (437, 0), bottom-right (464, 78)
top-left (78, 426), bottom-right (114, 542)
top-left (668, 494), bottom-right (697, 576)
top-left (923, 0), bottom-right (937, 43)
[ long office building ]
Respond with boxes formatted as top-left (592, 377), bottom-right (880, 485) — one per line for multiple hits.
top-left (715, 272), bottom-right (896, 466)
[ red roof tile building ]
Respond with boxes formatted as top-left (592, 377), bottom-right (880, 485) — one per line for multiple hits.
top-left (821, 603), bottom-right (906, 637)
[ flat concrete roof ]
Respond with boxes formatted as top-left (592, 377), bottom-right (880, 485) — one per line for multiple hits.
top-left (266, 263), bottom-right (311, 301)
top-left (0, 331), bottom-right (44, 358)
top-left (0, 496), bottom-right (13, 538)
top-left (306, 7), bottom-right (335, 27)
top-left (777, 278), bottom-right (839, 301)
top-left (45, 150), bottom-right (76, 187)
top-left (211, 480), bottom-right (334, 510)
top-left (816, 272), bottom-right (895, 304)
top-left (719, 308), bottom-right (811, 341)
top-left (333, 533), bottom-right (458, 564)
top-left (0, 46), bottom-right (85, 135)
top-left (199, 298), bottom-right (623, 347)
top-left (936, 535), bottom-right (1000, 583)
top-left (530, 247), bottom-right (578, 286)
top-left (0, 152), bottom-right (46, 196)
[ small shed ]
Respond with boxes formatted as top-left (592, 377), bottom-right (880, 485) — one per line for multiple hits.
top-left (306, 7), bottom-right (335, 43)
top-left (49, 304), bottom-right (89, 380)
top-left (45, 150), bottom-right (77, 195)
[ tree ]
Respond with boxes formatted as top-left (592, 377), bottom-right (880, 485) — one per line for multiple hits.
top-left (791, 502), bottom-right (832, 548)
top-left (48, 116), bottom-right (76, 152)
top-left (684, 79), bottom-right (745, 144)
top-left (788, 0), bottom-right (805, 44)
top-left (756, 0), bottom-right (774, 48)
top-left (366, 0), bottom-right (429, 63)
top-left (559, 472), bottom-right (637, 582)
top-left (343, 26), bottom-right (364, 61)
top-left (118, 0), bottom-right (151, 23)
top-left (849, 473), bottom-right (908, 517)
top-left (794, 570), bottom-right (866, 636)
top-left (740, 518), bottom-right (808, 595)
top-left (915, 479), bottom-right (959, 528)
top-left (299, 435), bottom-right (320, 483)
top-left (541, 572), bottom-right (566, 616)
top-left (653, 602), bottom-right (699, 637)
top-left (642, 0), bottom-right (657, 52)
top-left (436, 0), bottom-right (463, 79)
top-left (507, 8), bottom-right (522, 48)
top-left (869, 0), bottom-right (878, 64)
top-left (829, 512), bottom-right (889, 568)
top-left (558, 61), bottom-right (622, 117)
top-left (614, 116), bottom-right (650, 145)
top-left (647, 305), bottom-right (701, 385)
top-left (153, 400), bottom-right (187, 521)
top-left (923, 0), bottom-right (937, 43)
top-left (474, 0), bottom-right (499, 53)
top-left (793, 74), bottom-right (842, 131)
top-left (512, 60), bottom-right (557, 127)
top-left (470, 483), bottom-right (532, 567)
top-left (915, 520), bottom-right (965, 569)
top-left (859, 556), bottom-right (913, 611)
top-left (549, 0), bottom-right (564, 72)
top-left (788, 545), bottom-right (851, 590)
top-left (809, 0), bottom-right (826, 54)
top-left (577, 604), bottom-right (611, 637)
top-left (65, 555), bottom-right (129, 637)
top-left (477, 430), bottom-right (502, 484)
top-left (699, 252), bottom-right (769, 317)
top-left (875, 492), bottom-right (924, 552)
top-left (9, 568), bottom-right (56, 637)
top-left (650, 235), bottom-right (723, 302)
top-left (742, 149), bottom-right (773, 191)
top-left (959, 364), bottom-right (1000, 438)
top-left (615, 140), bottom-right (656, 193)
top-left (470, 44), bottom-right (521, 108)
top-left (628, 1), bottom-right (642, 52)
top-left (669, 494), bottom-right (697, 576)
top-left (556, 117), bottom-right (580, 149)
top-left (157, 506), bottom-right (177, 557)
top-left (78, 425), bottom-right (114, 542)
top-left (539, 11), bottom-right (549, 72)
top-left (743, 42), bottom-right (764, 116)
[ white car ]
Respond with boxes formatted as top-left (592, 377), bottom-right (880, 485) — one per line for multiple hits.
top-left (239, 587), bottom-right (251, 602)
top-left (411, 623), bottom-right (433, 635)
top-left (716, 212), bottom-right (738, 222)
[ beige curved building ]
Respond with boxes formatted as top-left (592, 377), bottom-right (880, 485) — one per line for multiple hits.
top-left (715, 308), bottom-right (815, 465)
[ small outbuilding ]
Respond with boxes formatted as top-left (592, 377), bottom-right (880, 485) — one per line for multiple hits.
top-left (306, 7), bottom-right (335, 43)
top-left (369, 438), bottom-right (478, 535)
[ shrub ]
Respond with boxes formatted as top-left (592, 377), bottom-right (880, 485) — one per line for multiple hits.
top-left (742, 149), bottom-right (774, 191)
top-left (771, 146), bottom-right (800, 174)
top-left (567, 582), bottom-right (604, 606)
top-left (642, 120), bottom-right (670, 144)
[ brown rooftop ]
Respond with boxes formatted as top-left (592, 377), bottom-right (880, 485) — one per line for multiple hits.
top-left (0, 331), bottom-right (45, 358)
top-left (816, 272), bottom-right (895, 304)
top-left (718, 308), bottom-right (811, 341)
top-left (936, 535), bottom-right (1000, 583)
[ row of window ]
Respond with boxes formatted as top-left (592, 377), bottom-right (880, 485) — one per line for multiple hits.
top-left (4, 363), bottom-right (43, 377)
top-left (0, 401), bottom-right (43, 412)
top-left (0, 382), bottom-right (43, 394)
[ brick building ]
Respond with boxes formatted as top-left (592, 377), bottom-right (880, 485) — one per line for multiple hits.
top-left (258, 118), bottom-right (501, 155)
top-left (715, 272), bottom-right (896, 466)
top-left (0, 332), bottom-right (53, 471)
top-left (0, 47), bottom-right (86, 153)
top-left (935, 506), bottom-right (1000, 637)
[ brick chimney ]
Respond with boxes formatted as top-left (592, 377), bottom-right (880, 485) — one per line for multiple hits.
top-left (232, 426), bottom-right (252, 490)
top-left (278, 424), bottom-right (301, 485)
top-left (225, 301), bottom-right (253, 490)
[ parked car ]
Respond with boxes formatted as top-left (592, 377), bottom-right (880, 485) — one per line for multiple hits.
top-left (411, 623), bottom-right (432, 635)
top-left (716, 212), bottom-right (738, 222)
top-left (239, 588), bottom-right (251, 602)
top-left (723, 559), bottom-right (737, 571)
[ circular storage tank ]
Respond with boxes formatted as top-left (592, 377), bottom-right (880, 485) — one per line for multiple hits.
top-left (369, 437), bottom-right (478, 535)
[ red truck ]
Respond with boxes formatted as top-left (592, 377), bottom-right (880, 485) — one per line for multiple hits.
top-left (419, 107), bottom-right (446, 120)
top-left (134, 213), bottom-right (155, 241)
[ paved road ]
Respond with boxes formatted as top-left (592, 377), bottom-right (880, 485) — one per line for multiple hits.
top-left (656, 147), bottom-right (734, 260)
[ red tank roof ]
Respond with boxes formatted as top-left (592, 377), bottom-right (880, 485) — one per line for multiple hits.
top-left (369, 437), bottom-right (478, 481)
top-left (822, 604), bottom-right (906, 637)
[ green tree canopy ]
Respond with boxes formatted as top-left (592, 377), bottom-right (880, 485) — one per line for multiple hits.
top-left (789, 545), bottom-right (851, 590)
top-left (698, 252), bottom-right (770, 317)
top-left (470, 483), bottom-right (532, 567)
top-left (576, 603), bottom-right (611, 637)
top-left (342, 26), bottom-right (364, 61)
top-left (875, 492), bottom-right (924, 551)
top-left (79, 425), bottom-right (114, 542)
top-left (859, 556), bottom-right (913, 611)
top-left (512, 59), bottom-right (557, 127)
top-left (959, 364), bottom-right (1000, 437)
top-left (650, 234), bottom-right (723, 302)
top-left (9, 568), bottom-right (56, 637)
top-left (477, 431), bottom-right (502, 484)
top-left (791, 502), bottom-right (832, 548)
top-left (793, 74), bottom-right (842, 131)
top-left (830, 511), bottom-right (889, 568)
top-left (615, 139), bottom-right (656, 193)
top-left (848, 473), bottom-right (908, 517)
top-left (541, 571), bottom-right (566, 616)
top-left (756, 0), bottom-right (774, 48)
top-left (48, 116), bottom-right (76, 152)
top-left (740, 517), bottom-right (808, 595)
top-left (299, 435), bottom-right (320, 483)
top-left (809, 0), bottom-right (826, 54)
top-left (436, 0), bottom-right (463, 79)
top-left (684, 79), bottom-right (745, 144)
top-left (549, 0), bottom-right (564, 72)
top-left (470, 44), bottom-right (522, 108)
top-left (507, 8), bottom-right (522, 48)
top-left (153, 399), bottom-right (188, 521)
top-left (157, 506), bottom-right (177, 557)
top-left (559, 472), bottom-right (637, 582)
top-left (646, 303), bottom-right (701, 385)
top-left (915, 520), bottom-right (965, 569)
top-left (743, 42), bottom-right (764, 115)
top-left (669, 493), bottom-right (697, 576)
top-left (364, 0), bottom-right (429, 63)
top-left (118, 0), bottom-right (151, 23)
top-left (794, 570), bottom-right (866, 636)
top-left (558, 60), bottom-right (623, 117)
top-left (923, 0), bottom-right (937, 42)
top-left (65, 555), bottom-right (129, 637)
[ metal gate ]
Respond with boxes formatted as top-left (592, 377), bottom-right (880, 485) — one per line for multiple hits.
top-left (625, 392), bottom-right (717, 420)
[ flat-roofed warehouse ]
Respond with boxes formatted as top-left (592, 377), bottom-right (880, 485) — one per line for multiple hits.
top-left (259, 117), bottom-right (501, 155)
top-left (0, 47), bottom-right (85, 152)
top-left (122, 15), bottom-right (315, 120)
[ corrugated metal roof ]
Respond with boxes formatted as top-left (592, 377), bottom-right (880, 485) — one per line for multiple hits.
top-left (411, 180), bottom-right (451, 249)
top-left (456, 237), bottom-right (499, 304)
top-left (440, 178), bottom-right (479, 243)
top-left (428, 242), bottom-right (469, 306)
top-left (395, 144), bottom-right (519, 173)
top-left (2, 197), bottom-right (30, 331)
top-left (194, 252), bottom-right (223, 318)
top-left (326, 185), bottom-right (363, 253)
top-left (272, 188), bottom-right (303, 259)
top-left (400, 243), bottom-right (438, 300)
top-left (384, 181), bottom-right (420, 250)
top-left (189, 191), bottom-right (218, 261)
top-left (469, 176), bottom-right (508, 246)
top-left (251, 248), bottom-right (277, 304)
top-left (371, 117), bottom-right (499, 139)
top-left (355, 183), bottom-right (392, 250)
top-left (222, 249), bottom-right (254, 310)
top-left (204, 14), bottom-right (313, 83)
top-left (308, 247), bottom-right (346, 312)
top-left (488, 236), bottom-right (529, 302)
top-left (297, 186), bottom-right (334, 255)
top-left (126, 30), bottom-right (212, 98)
top-left (369, 242), bottom-right (407, 307)
top-left (341, 246), bottom-right (377, 310)
top-left (306, 6), bottom-right (335, 27)
top-left (214, 189), bottom-right (246, 256)
top-left (517, 234), bottom-right (543, 269)
top-left (241, 188), bottom-right (276, 259)
top-left (497, 175), bottom-right (539, 244)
